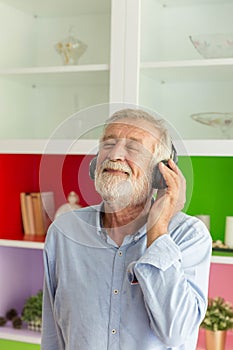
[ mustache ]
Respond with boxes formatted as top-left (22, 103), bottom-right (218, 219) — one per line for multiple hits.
top-left (99, 160), bottom-right (133, 176)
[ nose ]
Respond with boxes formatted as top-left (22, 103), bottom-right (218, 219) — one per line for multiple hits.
top-left (108, 141), bottom-right (126, 161)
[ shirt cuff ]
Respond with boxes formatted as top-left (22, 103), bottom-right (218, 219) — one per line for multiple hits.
top-left (127, 234), bottom-right (182, 283)
top-left (127, 261), bottom-right (139, 285)
top-left (139, 234), bottom-right (182, 271)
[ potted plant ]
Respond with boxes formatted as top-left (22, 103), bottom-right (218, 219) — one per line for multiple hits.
top-left (21, 290), bottom-right (43, 332)
top-left (201, 296), bottom-right (233, 350)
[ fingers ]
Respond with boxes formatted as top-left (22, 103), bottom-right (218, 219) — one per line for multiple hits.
top-left (158, 159), bottom-right (179, 188)
top-left (158, 159), bottom-right (186, 211)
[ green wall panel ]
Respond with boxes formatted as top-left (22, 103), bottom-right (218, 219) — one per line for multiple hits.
top-left (0, 339), bottom-right (40, 350)
top-left (179, 156), bottom-right (233, 242)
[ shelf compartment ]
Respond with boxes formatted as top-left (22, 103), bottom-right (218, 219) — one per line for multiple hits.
top-left (0, 69), bottom-right (110, 139)
top-left (140, 0), bottom-right (233, 62)
top-left (0, 247), bottom-right (44, 317)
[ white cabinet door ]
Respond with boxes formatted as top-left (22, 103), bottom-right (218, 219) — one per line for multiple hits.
top-left (122, 0), bottom-right (233, 143)
top-left (0, 0), bottom-right (111, 140)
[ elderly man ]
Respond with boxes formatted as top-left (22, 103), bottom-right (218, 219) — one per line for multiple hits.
top-left (41, 108), bottom-right (212, 350)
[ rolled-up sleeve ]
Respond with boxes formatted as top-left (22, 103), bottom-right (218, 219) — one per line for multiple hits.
top-left (128, 219), bottom-right (212, 348)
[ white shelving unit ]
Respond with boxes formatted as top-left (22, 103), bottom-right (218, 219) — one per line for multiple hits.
top-left (0, 0), bottom-right (233, 347)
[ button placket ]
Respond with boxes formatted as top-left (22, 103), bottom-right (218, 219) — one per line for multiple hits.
top-left (108, 248), bottom-right (125, 348)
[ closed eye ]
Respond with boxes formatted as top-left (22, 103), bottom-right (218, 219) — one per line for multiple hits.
top-left (102, 142), bottom-right (116, 150)
top-left (126, 141), bottom-right (141, 152)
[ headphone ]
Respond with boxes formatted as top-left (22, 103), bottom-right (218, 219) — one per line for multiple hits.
top-left (89, 142), bottom-right (178, 189)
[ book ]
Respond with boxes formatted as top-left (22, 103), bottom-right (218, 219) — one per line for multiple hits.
top-left (20, 191), bottom-right (55, 236)
top-left (31, 192), bottom-right (55, 235)
top-left (25, 193), bottom-right (36, 234)
top-left (20, 192), bottom-right (30, 234)
top-left (31, 192), bottom-right (45, 235)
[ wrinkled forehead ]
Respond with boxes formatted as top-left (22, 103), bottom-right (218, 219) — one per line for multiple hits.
top-left (101, 118), bottom-right (161, 143)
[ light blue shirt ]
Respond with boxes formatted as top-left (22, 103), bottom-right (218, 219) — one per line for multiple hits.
top-left (41, 204), bottom-right (212, 350)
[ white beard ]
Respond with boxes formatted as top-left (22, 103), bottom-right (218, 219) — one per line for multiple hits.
top-left (95, 160), bottom-right (152, 211)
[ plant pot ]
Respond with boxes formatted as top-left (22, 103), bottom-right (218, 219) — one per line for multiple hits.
top-left (205, 329), bottom-right (227, 350)
top-left (27, 320), bottom-right (42, 332)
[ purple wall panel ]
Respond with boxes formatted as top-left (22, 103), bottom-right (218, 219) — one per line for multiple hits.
top-left (0, 247), bottom-right (44, 316)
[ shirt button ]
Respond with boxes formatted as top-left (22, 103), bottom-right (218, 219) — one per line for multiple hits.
top-left (113, 289), bottom-right (119, 295)
top-left (111, 329), bottom-right (117, 334)
top-left (118, 250), bottom-right (122, 256)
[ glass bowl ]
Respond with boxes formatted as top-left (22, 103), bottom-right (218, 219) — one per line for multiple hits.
top-left (189, 33), bottom-right (233, 59)
top-left (190, 112), bottom-right (233, 138)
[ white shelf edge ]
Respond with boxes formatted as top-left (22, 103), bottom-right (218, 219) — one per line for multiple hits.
top-left (0, 139), bottom-right (232, 156)
top-left (141, 58), bottom-right (233, 69)
top-left (0, 325), bottom-right (41, 344)
top-left (0, 239), bottom-right (44, 250)
top-left (1, 239), bottom-right (232, 264)
top-left (0, 139), bottom-right (99, 154)
top-left (0, 64), bottom-right (109, 75)
top-left (174, 139), bottom-right (233, 156)
top-left (211, 255), bottom-right (233, 264)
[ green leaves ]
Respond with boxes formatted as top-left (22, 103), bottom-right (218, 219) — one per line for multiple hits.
top-left (201, 297), bottom-right (233, 331)
top-left (22, 290), bottom-right (43, 323)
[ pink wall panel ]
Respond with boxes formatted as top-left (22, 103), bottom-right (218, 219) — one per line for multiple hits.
top-left (208, 263), bottom-right (233, 304)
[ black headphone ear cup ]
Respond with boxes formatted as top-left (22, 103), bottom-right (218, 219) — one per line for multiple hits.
top-left (152, 141), bottom-right (178, 189)
top-left (89, 156), bottom-right (98, 180)
top-left (171, 143), bottom-right (178, 165)
top-left (152, 163), bottom-right (167, 189)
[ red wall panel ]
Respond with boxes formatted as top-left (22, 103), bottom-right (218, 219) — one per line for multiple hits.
top-left (0, 154), bottom-right (100, 240)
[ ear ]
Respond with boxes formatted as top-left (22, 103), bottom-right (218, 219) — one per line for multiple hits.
top-left (89, 155), bottom-right (98, 180)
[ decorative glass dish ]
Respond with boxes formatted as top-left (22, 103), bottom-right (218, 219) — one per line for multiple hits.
top-left (55, 32), bottom-right (87, 65)
top-left (189, 33), bottom-right (233, 59)
top-left (190, 112), bottom-right (233, 138)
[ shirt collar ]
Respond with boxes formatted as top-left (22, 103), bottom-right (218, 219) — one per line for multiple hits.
top-left (95, 202), bottom-right (147, 246)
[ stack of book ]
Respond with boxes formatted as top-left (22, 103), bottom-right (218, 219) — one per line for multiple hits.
top-left (20, 192), bottom-right (55, 236)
